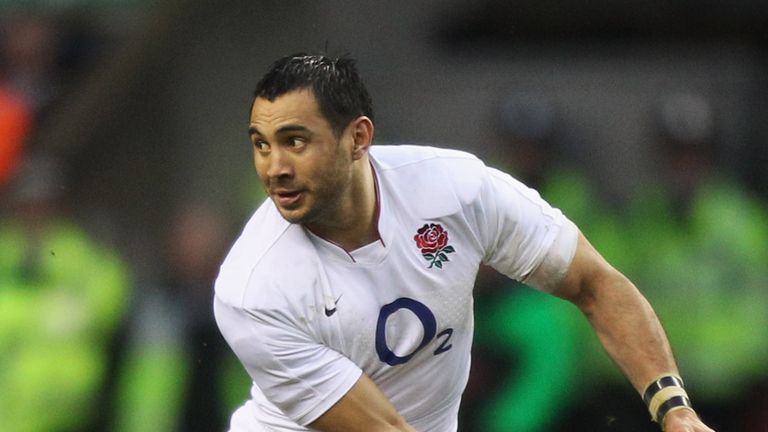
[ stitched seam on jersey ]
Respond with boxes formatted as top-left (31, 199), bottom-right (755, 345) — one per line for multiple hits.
top-left (297, 368), bottom-right (363, 426)
top-left (239, 222), bottom-right (293, 308)
top-left (453, 166), bottom-right (487, 256)
top-left (243, 309), bottom-right (327, 405)
top-left (370, 145), bottom-right (480, 171)
top-left (487, 168), bottom-right (560, 278)
top-left (374, 154), bottom-right (480, 172)
top-left (242, 294), bottom-right (361, 425)
top-left (475, 167), bottom-right (499, 264)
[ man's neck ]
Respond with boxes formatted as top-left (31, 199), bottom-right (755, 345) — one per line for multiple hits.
top-left (305, 160), bottom-right (379, 252)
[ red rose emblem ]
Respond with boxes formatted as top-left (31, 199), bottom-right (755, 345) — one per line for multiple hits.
top-left (414, 223), bottom-right (449, 253)
top-left (414, 223), bottom-right (455, 269)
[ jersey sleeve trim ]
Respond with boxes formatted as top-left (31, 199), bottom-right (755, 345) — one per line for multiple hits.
top-left (296, 368), bottom-right (364, 426)
top-left (521, 217), bottom-right (579, 292)
top-left (478, 166), bottom-right (578, 289)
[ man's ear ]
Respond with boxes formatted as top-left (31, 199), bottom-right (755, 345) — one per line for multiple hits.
top-left (350, 116), bottom-right (374, 160)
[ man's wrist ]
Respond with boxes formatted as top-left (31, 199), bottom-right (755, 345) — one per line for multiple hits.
top-left (641, 374), bottom-right (696, 427)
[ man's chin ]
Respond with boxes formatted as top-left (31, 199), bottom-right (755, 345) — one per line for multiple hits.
top-left (275, 205), bottom-right (310, 224)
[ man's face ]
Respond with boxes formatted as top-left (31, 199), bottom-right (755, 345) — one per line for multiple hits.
top-left (249, 89), bottom-right (354, 225)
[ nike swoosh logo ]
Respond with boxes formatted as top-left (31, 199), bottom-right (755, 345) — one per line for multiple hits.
top-left (324, 294), bottom-right (343, 317)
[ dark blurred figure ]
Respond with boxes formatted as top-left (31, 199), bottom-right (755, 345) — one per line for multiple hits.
top-left (491, 93), bottom-right (622, 254)
top-left (110, 203), bottom-right (250, 432)
top-left (0, 13), bottom-right (60, 115)
top-left (461, 94), bottom-right (605, 432)
top-left (0, 154), bottom-right (130, 431)
top-left (165, 204), bottom-right (251, 432)
top-left (652, 93), bottom-right (718, 215)
top-left (0, 10), bottom-right (110, 191)
top-left (742, 380), bottom-right (768, 432)
top-left (0, 11), bottom-right (107, 120)
top-left (493, 93), bottom-right (560, 189)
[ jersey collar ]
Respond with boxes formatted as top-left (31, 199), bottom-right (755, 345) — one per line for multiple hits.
top-left (306, 157), bottom-right (392, 265)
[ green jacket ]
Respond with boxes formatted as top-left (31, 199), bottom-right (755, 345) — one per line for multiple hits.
top-left (0, 220), bottom-right (129, 431)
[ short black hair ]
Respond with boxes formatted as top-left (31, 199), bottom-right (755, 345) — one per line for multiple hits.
top-left (253, 53), bottom-right (374, 136)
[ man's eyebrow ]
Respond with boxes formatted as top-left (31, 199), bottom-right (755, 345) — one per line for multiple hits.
top-left (248, 124), bottom-right (311, 137)
top-left (275, 124), bottom-right (311, 135)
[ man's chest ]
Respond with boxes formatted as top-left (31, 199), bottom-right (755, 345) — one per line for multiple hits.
top-left (311, 217), bottom-right (483, 375)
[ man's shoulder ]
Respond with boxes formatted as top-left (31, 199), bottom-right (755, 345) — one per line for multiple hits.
top-left (371, 145), bottom-right (487, 218)
top-left (370, 144), bottom-right (481, 170)
top-left (214, 202), bottom-right (317, 308)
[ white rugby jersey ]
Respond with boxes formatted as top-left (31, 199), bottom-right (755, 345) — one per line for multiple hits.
top-left (214, 145), bottom-right (579, 432)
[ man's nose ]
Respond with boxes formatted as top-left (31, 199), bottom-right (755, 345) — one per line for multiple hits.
top-left (266, 148), bottom-right (294, 179)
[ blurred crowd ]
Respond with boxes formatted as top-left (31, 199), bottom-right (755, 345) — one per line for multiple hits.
top-left (462, 92), bottom-right (768, 432)
top-left (0, 9), bottom-right (249, 432)
top-left (1, 6), bottom-right (767, 432)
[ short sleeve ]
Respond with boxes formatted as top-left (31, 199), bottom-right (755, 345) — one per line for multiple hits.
top-left (478, 166), bottom-right (579, 292)
top-left (214, 295), bottom-right (363, 426)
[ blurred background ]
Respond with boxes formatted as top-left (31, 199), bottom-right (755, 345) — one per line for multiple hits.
top-left (1, 0), bottom-right (767, 431)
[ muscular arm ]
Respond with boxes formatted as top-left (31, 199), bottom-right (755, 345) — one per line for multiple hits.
top-left (552, 232), bottom-right (714, 431)
top-left (552, 232), bottom-right (676, 391)
top-left (308, 374), bottom-right (416, 432)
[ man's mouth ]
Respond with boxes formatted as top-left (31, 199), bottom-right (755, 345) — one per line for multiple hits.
top-left (273, 190), bottom-right (303, 207)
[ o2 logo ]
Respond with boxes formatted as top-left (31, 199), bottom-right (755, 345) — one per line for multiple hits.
top-left (375, 297), bottom-right (454, 366)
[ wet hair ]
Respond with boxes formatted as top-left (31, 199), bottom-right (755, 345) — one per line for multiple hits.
top-left (253, 53), bottom-right (374, 136)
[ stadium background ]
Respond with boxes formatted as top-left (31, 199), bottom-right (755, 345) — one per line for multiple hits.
top-left (1, 0), bottom-right (767, 431)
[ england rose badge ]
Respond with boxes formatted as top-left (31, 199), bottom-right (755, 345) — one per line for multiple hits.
top-left (413, 223), bottom-right (455, 269)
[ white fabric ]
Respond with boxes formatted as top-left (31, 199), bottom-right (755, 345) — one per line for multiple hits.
top-left (214, 145), bottom-right (579, 431)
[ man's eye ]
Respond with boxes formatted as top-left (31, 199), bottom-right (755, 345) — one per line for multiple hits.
top-left (289, 137), bottom-right (307, 148)
top-left (254, 140), bottom-right (270, 152)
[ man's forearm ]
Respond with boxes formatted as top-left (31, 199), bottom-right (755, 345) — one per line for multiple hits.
top-left (575, 268), bottom-right (679, 393)
top-left (552, 232), bottom-right (715, 431)
top-left (309, 374), bottom-right (416, 432)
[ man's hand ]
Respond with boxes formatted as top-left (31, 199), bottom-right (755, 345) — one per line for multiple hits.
top-left (662, 408), bottom-right (715, 432)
